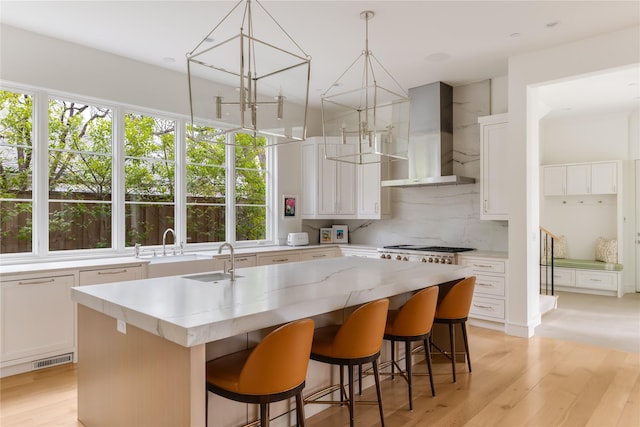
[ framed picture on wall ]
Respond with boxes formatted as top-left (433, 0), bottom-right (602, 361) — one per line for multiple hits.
top-left (283, 195), bottom-right (297, 218)
top-left (332, 225), bottom-right (348, 244)
top-left (320, 228), bottom-right (333, 244)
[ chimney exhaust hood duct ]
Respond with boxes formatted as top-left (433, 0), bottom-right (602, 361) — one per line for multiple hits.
top-left (381, 81), bottom-right (475, 187)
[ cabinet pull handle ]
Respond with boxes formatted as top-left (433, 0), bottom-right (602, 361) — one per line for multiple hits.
top-left (472, 264), bottom-right (493, 268)
top-left (236, 257), bottom-right (249, 262)
top-left (589, 278), bottom-right (602, 282)
top-left (311, 254), bottom-right (326, 258)
top-left (19, 278), bottom-right (55, 285)
top-left (473, 303), bottom-right (494, 310)
top-left (477, 283), bottom-right (493, 287)
top-left (98, 269), bottom-right (128, 275)
top-left (273, 258), bottom-right (289, 262)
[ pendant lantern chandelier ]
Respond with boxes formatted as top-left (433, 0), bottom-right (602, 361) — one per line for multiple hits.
top-left (321, 10), bottom-right (410, 164)
top-left (187, 0), bottom-right (311, 145)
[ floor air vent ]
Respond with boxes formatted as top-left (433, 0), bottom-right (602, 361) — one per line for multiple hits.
top-left (32, 353), bottom-right (73, 370)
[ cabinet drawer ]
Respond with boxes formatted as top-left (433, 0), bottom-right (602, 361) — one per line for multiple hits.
top-left (576, 270), bottom-right (617, 291)
top-left (257, 253), bottom-right (301, 265)
top-left (300, 249), bottom-right (337, 261)
top-left (474, 274), bottom-right (505, 297)
top-left (79, 265), bottom-right (145, 285)
top-left (218, 255), bottom-right (257, 270)
top-left (470, 296), bottom-right (505, 320)
top-left (460, 258), bottom-right (505, 274)
top-left (540, 267), bottom-right (575, 286)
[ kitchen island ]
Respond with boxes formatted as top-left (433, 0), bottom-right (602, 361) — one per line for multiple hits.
top-left (71, 256), bottom-right (471, 427)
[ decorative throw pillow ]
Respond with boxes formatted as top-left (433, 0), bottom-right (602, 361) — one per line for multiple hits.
top-left (542, 235), bottom-right (567, 259)
top-left (595, 237), bottom-right (618, 264)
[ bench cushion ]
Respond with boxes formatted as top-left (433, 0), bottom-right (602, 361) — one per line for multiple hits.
top-left (550, 258), bottom-right (623, 271)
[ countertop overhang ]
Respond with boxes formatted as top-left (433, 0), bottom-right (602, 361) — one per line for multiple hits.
top-left (71, 257), bottom-right (471, 348)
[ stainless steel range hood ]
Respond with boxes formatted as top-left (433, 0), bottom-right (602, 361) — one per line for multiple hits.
top-left (381, 82), bottom-right (475, 187)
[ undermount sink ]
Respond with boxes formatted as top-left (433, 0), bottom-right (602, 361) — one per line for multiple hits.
top-left (145, 253), bottom-right (212, 264)
top-left (183, 272), bottom-right (243, 282)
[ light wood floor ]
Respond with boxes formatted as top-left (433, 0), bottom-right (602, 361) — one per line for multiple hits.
top-left (1, 326), bottom-right (639, 427)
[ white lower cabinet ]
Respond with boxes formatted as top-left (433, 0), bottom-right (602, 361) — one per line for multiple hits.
top-left (542, 266), bottom-right (621, 296)
top-left (215, 255), bottom-right (257, 273)
top-left (79, 264), bottom-right (145, 285)
top-left (458, 254), bottom-right (508, 326)
top-left (300, 247), bottom-right (338, 261)
top-left (1, 274), bottom-right (75, 367)
top-left (257, 252), bottom-right (301, 265)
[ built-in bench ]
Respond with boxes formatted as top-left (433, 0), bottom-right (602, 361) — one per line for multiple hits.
top-left (541, 258), bottom-right (623, 297)
top-left (552, 258), bottom-right (623, 271)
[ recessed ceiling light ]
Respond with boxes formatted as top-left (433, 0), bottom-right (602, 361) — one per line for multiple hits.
top-left (510, 32), bottom-right (521, 38)
top-left (546, 21), bottom-right (560, 28)
top-left (163, 57), bottom-right (176, 63)
top-left (205, 37), bottom-right (215, 43)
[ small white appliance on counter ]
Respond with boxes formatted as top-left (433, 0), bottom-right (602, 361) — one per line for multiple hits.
top-left (287, 232), bottom-right (309, 247)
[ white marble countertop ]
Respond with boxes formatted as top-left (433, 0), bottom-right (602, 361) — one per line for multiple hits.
top-left (0, 244), bottom-right (341, 276)
top-left (71, 257), bottom-right (471, 348)
top-left (459, 250), bottom-right (508, 259)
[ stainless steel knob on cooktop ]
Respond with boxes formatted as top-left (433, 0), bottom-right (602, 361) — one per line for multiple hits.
top-left (421, 258), bottom-right (427, 262)
top-left (396, 255), bottom-right (402, 261)
top-left (402, 256), bottom-right (409, 261)
top-left (445, 258), bottom-right (452, 264)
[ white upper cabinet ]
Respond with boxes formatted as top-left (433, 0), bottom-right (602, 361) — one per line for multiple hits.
top-left (301, 137), bottom-right (357, 219)
top-left (566, 164), bottom-right (591, 195)
top-left (543, 165), bottom-right (566, 196)
top-left (479, 114), bottom-right (509, 220)
top-left (358, 161), bottom-right (391, 219)
top-left (543, 161), bottom-right (619, 196)
top-left (301, 137), bottom-right (394, 220)
top-left (591, 162), bottom-right (618, 194)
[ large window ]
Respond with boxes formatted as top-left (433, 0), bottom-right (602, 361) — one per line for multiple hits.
top-left (124, 112), bottom-right (176, 247)
top-left (48, 98), bottom-right (113, 251)
top-left (235, 133), bottom-right (267, 241)
top-left (0, 86), bottom-right (274, 259)
top-left (186, 123), bottom-right (226, 244)
top-left (0, 90), bottom-right (33, 254)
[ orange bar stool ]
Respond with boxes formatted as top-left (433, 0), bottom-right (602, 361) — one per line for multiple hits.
top-left (205, 318), bottom-right (315, 427)
top-left (305, 299), bottom-right (389, 427)
top-left (432, 276), bottom-right (476, 383)
top-left (383, 286), bottom-right (439, 410)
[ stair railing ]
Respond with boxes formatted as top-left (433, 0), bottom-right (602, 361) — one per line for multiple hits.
top-left (539, 226), bottom-right (560, 296)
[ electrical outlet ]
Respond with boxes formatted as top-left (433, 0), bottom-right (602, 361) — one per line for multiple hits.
top-left (117, 319), bottom-right (127, 334)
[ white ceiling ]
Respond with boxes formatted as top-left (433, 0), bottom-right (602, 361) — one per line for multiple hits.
top-left (2, 1), bottom-right (639, 115)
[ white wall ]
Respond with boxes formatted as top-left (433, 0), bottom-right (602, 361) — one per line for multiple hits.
top-left (540, 112), bottom-right (630, 163)
top-left (507, 25), bottom-right (640, 338)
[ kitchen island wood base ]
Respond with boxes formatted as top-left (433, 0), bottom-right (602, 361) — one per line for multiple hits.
top-left (77, 305), bottom-right (205, 427)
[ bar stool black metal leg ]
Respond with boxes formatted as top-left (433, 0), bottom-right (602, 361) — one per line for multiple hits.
top-left (296, 391), bottom-right (305, 427)
top-left (405, 340), bottom-right (413, 411)
top-left (372, 359), bottom-right (385, 427)
top-left (347, 363), bottom-right (355, 427)
top-left (449, 323), bottom-right (457, 383)
top-left (461, 321), bottom-right (472, 372)
top-left (424, 337), bottom-right (436, 397)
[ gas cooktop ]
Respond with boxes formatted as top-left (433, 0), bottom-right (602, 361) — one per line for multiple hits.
top-left (382, 245), bottom-right (475, 253)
